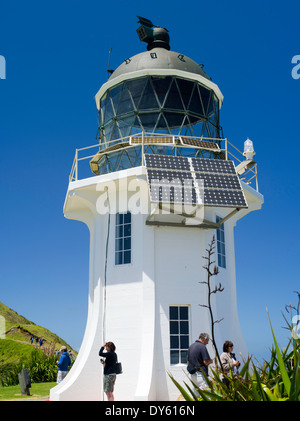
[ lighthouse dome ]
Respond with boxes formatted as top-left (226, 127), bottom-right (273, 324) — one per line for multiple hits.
top-left (108, 47), bottom-right (211, 81)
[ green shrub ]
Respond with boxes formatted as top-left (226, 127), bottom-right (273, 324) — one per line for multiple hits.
top-left (0, 349), bottom-right (71, 386)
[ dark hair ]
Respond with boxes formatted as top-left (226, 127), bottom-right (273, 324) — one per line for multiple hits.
top-left (106, 341), bottom-right (116, 352)
top-left (223, 340), bottom-right (233, 352)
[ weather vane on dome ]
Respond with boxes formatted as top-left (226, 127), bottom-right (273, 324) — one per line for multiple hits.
top-left (136, 16), bottom-right (170, 51)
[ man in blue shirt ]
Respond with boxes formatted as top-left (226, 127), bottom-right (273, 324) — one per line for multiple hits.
top-left (187, 333), bottom-right (213, 393)
top-left (56, 346), bottom-right (71, 383)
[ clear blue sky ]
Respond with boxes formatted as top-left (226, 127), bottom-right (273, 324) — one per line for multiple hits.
top-left (0, 0), bottom-right (299, 361)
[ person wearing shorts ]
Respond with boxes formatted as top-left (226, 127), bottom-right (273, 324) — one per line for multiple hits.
top-left (187, 333), bottom-right (213, 396)
top-left (99, 342), bottom-right (117, 401)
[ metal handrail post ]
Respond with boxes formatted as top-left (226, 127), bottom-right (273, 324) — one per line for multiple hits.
top-left (142, 131), bottom-right (145, 166)
top-left (75, 149), bottom-right (78, 181)
top-left (255, 164), bottom-right (259, 192)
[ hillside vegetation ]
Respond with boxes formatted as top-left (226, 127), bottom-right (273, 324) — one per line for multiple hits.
top-left (0, 301), bottom-right (75, 363)
top-left (0, 302), bottom-right (76, 387)
top-left (0, 338), bottom-right (45, 364)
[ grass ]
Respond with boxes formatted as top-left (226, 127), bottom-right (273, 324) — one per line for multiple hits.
top-left (0, 382), bottom-right (56, 400)
top-left (0, 339), bottom-right (45, 364)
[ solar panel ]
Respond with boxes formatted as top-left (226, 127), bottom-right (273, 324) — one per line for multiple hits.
top-left (204, 189), bottom-right (246, 207)
top-left (194, 173), bottom-right (241, 189)
top-left (179, 137), bottom-right (220, 151)
top-left (130, 136), bottom-right (175, 145)
top-left (191, 158), bottom-right (236, 174)
top-left (145, 154), bottom-right (247, 208)
top-left (147, 169), bottom-right (194, 186)
top-left (149, 185), bottom-right (199, 205)
top-left (145, 154), bottom-right (190, 171)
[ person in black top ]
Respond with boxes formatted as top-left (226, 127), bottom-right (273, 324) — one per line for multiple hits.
top-left (187, 333), bottom-right (213, 393)
top-left (99, 342), bottom-right (117, 401)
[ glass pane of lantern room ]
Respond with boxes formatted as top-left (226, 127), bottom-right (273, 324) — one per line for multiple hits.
top-left (164, 112), bottom-right (185, 130)
top-left (104, 92), bottom-right (115, 123)
top-left (100, 94), bottom-right (107, 125)
top-left (202, 123), bottom-right (210, 138)
top-left (126, 78), bottom-right (147, 109)
top-left (190, 119), bottom-right (205, 138)
top-left (139, 113), bottom-right (160, 130)
top-left (139, 79), bottom-right (159, 110)
top-left (151, 76), bottom-right (172, 107)
top-left (164, 79), bottom-right (184, 110)
top-left (118, 83), bottom-right (135, 115)
top-left (102, 122), bottom-right (114, 145)
top-left (154, 113), bottom-right (168, 131)
top-left (199, 84), bottom-right (211, 116)
top-left (126, 147), bottom-right (141, 167)
top-left (188, 84), bottom-right (204, 116)
top-left (207, 92), bottom-right (215, 117)
top-left (130, 116), bottom-right (143, 135)
top-left (117, 151), bottom-right (133, 171)
top-left (176, 78), bottom-right (195, 110)
top-left (117, 115), bottom-right (135, 139)
top-left (214, 97), bottom-right (220, 119)
top-left (111, 122), bottom-right (121, 143)
top-left (110, 84), bottom-right (123, 114)
top-left (208, 122), bottom-right (217, 139)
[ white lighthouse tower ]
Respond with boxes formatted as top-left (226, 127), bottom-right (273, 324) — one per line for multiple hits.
top-left (50, 17), bottom-right (263, 401)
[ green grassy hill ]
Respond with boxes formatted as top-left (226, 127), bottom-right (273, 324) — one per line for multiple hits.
top-left (0, 302), bottom-right (75, 363)
top-left (0, 338), bottom-right (45, 364)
